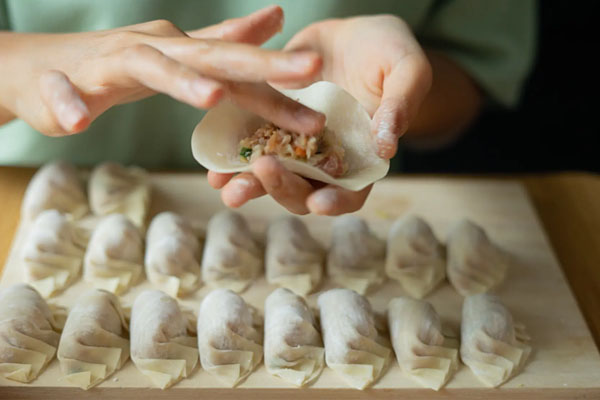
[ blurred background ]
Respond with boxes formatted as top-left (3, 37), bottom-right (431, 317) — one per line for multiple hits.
top-left (403, 1), bottom-right (599, 174)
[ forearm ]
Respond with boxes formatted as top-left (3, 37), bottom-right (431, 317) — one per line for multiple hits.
top-left (403, 50), bottom-right (483, 149)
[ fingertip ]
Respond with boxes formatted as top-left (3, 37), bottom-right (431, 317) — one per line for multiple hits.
top-left (251, 156), bottom-right (283, 187)
top-left (207, 171), bottom-right (234, 189)
top-left (191, 80), bottom-right (225, 109)
top-left (307, 189), bottom-right (339, 215)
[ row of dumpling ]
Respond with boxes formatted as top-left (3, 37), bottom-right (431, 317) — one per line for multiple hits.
top-left (21, 204), bottom-right (509, 299)
top-left (0, 284), bottom-right (530, 390)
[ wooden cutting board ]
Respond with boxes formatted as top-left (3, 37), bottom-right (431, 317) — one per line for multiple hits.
top-left (1, 173), bottom-right (599, 399)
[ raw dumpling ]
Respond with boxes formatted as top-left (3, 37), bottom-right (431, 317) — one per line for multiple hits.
top-left (130, 290), bottom-right (198, 389)
top-left (197, 288), bottom-right (263, 387)
top-left (461, 293), bottom-right (531, 387)
top-left (201, 211), bottom-right (262, 293)
top-left (387, 297), bottom-right (458, 390)
top-left (447, 219), bottom-right (509, 296)
top-left (21, 161), bottom-right (88, 222)
top-left (57, 289), bottom-right (129, 389)
top-left (0, 284), bottom-right (62, 383)
top-left (84, 214), bottom-right (144, 294)
top-left (192, 81), bottom-right (389, 191)
top-left (327, 215), bottom-right (386, 295)
top-left (145, 212), bottom-right (202, 297)
top-left (317, 288), bottom-right (390, 389)
top-left (264, 288), bottom-right (324, 386)
top-left (88, 162), bottom-right (150, 228)
top-left (385, 215), bottom-right (445, 298)
top-left (266, 216), bottom-right (323, 296)
top-left (21, 209), bottom-right (87, 297)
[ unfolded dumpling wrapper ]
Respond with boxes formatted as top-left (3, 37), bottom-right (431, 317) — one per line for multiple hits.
top-left (264, 288), bottom-right (324, 386)
top-left (197, 288), bottom-right (263, 387)
top-left (84, 214), bottom-right (144, 295)
top-left (191, 81), bottom-right (389, 191)
top-left (57, 289), bottom-right (129, 389)
top-left (0, 284), bottom-right (63, 383)
top-left (266, 216), bottom-right (323, 296)
top-left (201, 211), bottom-right (263, 293)
top-left (387, 297), bottom-right (458, 390)
top-left (447, 219), bottom-right (509, 296)
top-left (318, 288), bottom-right (390, 390)
top-left (130, 290), bottom-right (198, 389)
top-left (21, 161), bottom-right (88, 222)
top-left (385, 215), bottom-right (445, 299)
top-left (327, 215), bottom-right (386, 295)
top-left (145, 212), bottom-right (203, 297)
top-left (461, 293), bottom-right (531, 387)
top-left (21, 209), bottom-right (87, 297)
top-left (88, 162), bottom-right (150, 228)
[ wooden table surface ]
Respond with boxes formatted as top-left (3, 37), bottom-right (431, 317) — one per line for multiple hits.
top-left (1, 166), bottom-right (599, 350)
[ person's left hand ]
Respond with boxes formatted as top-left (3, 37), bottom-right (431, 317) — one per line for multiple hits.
top-left (209, 15), bottom-right (432, 215)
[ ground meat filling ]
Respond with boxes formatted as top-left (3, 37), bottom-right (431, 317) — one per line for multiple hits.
top-left (239, 123), bottom-right (348, 178)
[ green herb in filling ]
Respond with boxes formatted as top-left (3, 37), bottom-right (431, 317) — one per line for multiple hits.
top-left (240, 147), bottom-right (252, 161)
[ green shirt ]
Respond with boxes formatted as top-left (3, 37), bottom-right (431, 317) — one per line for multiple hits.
top-left (0, 0), bottom-right (536, 168)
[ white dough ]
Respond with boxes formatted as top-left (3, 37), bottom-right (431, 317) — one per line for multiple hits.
top-left (385, 215), bottom-right (445, 298)
top-left (264, 288), bottom-right (324, 386)
top-left (197, 288), bottom-right (263, 387)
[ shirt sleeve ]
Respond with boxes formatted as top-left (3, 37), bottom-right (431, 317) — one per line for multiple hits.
top-left (0, 1), bottom-right (9, 30)
top-left (418, 0), bottom-right (537, 107)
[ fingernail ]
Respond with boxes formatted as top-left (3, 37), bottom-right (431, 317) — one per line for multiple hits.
top-left (295, 107), bottom-right (325, 135)
top-left (191, 79), bottom-right (222, 103)
top-left (288, 52), bottom-right (317, 72)
top-left (57, 100), bottom-right (88, 132)
top-left (376, 120), bottom-right (397, 157)
top-left (310, 189), bottom-right (338, 213)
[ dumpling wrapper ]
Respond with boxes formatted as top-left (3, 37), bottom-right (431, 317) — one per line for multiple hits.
top-left (461, 293), bottom-right (531, 387)
top-left (0, 284), bottom-right (63, 383)
top-left (197, 289), bottom-right (263, 387)
top-left (130, 290), bottom-right (198, 389)
top-left (264, 288), bottom-right (324, 386)
top-left (387, 297), bottom-right (458, 390)
top-left (318, 288), bottom-right (390, 390)
top-left (191, 81), bottom-right (389, 191)
top-left (57, 289), bottom-right (129, 389)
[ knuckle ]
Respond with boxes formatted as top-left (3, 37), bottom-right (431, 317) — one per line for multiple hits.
top-left (147, 19), bottom-right (178, 32)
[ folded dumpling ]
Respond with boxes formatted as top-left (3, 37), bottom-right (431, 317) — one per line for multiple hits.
top-left (461, 293), bottom-right (531, 387)
top-left (21, 209), bottom-right (87, 297)
top-left (317, 288), bottom-right (390, 389)
top-left (447, 219), bottom-right (509, 296)
top-left (21, 161), bottom-right (88, 222)
top-left (385, 215), bottom-right (445, 299)
top-left (88, 162), bottom-right (150, 228)
top-left (130, 290), bottom-right (198, 389)
top-left (57, 289), bottom-right (129, 389)
top-left (145, 212), bottom-right (203, 297)
top-left (197, 288), bottom-right (263, 387)
top-left (266, 216), bottom-right (323, 296)
top-left (264, 288), bottom-right (324, 386)
top-left (327, 215), bottom-right (386, 294)
top-left (0, 284), bottom-right (62, 383)
top-left (387, 297), bottom-right (458, 390)
top-left (201, 211), bottom-right (263, 293)
top-left (84, 214), bottom-right (144, 294)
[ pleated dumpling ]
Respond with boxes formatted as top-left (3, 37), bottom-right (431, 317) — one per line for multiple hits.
top-left (317, 289), bottom-right (390, 389)
top-left (264, 288), bottom-right (324, 386)
top-left (201, 211), bottom-right (263, 293)
top-left (387, 297), bottom-right (458, 390)
top-left (21, 209), bottom-right (87, 297)
top-left (447, 219), bottom-right (509, 296)
top-left (57, 289), bottom-right (129, 389)
top-left (21, 161), bottom-right (88, 222)
top-left (461, 293), bottom-right (531, 387)
top-left (266, 216), bottom-right (323, 296)
top-left (327, 215), bottom-right (386, 295)
top-left (197, 289), bottom-right (263, 387)
top-left (145, 212), bottom-right (203, 297)
top-left (88, 162), bottom-right (150, 228)
top-left (385, 215), bottom-right (445, 299)
top-left (84, 214), bottom-right (144, 294)
top-left (130, 290), bottom-right (198, 389)
top-left (0, 284), bottom-right (63, 383)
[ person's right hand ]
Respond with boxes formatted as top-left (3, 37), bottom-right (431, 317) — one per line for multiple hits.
top-left (0, 6), bottom-right (325, 136)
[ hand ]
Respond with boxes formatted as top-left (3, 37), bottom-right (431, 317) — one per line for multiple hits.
top-left (210, 15), bottom-right (431, 215)
top-left (0, 6), bottom-right (325, 136)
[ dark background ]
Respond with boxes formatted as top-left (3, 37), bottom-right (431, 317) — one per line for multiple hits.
top-left (403, 1), bottom-right (599, 174)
